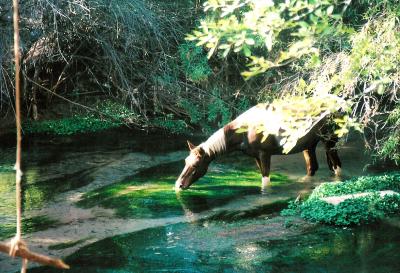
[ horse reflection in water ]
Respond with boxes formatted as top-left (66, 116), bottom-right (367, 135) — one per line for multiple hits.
top-left (175, 104), bottom-right (342, 191)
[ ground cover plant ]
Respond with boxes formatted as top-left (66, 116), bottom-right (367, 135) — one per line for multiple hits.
top-left (282, 172), bottom-right (400, 225)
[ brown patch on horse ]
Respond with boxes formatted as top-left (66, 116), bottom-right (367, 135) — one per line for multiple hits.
top-left (192, 147), bottom-right (205, 158)
top-left (187, 140), bottom-right (196, 150)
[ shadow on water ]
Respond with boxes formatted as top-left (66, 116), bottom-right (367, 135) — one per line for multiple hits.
top-left (0, 215), bottom-right (60, 241)
top-left (30, 217), bottom-right (400, 273)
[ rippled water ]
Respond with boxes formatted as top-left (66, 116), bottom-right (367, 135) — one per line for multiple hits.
top-left (0, 129), bottom-right (399, 272)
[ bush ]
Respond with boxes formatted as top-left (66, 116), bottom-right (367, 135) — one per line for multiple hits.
top-left (179, 42), bottom-right (212, 82)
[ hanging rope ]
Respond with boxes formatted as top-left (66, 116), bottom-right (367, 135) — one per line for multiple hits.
top-left (10, 0), bottom-right (27, 270)
top-left (0, 0), bottom-right (69, 271)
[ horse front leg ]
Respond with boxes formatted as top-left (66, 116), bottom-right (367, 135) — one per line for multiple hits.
top-left (255, 152), bottom-right (271, 190)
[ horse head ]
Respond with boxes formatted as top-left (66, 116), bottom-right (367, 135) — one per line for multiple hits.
top-left (175, 141), bottom-right (211, 191)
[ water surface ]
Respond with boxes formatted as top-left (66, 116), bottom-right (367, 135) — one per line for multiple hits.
top-left (1, 129), bottom-right (398, 272)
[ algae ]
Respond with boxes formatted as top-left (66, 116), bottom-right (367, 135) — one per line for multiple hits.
top-left (77, 160), bottom-right (291, 218)
top-left (0, 215), bottom-right (59, 240)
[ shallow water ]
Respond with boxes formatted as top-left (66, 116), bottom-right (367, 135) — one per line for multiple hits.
top-left (0, 129), bottom-right (399, 272)
top-left (30, 218), bottom-right (400, 273)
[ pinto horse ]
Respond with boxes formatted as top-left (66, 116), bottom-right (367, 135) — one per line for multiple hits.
top-left (175, 104), bottom-right (342, 191)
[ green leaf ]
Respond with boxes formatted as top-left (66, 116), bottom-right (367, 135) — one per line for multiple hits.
top-left (245, 38), bottom-right (255, 45)
top-left (235, 127), bottom-right (248, 133)
top-left (243, 45), bottom-right (251, 57)
top-left (326, 5), bottom-right (334, 16)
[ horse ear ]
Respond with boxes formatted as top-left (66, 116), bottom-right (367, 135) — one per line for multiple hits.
top-left (187, 140), bottom-right (196, 150)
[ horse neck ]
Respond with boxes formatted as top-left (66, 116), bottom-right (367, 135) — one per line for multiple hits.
top-left (200, 124), bottom-right (239, 158)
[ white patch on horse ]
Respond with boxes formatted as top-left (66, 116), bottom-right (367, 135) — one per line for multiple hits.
top-left (235, 106), bottom-right (267, 128)
top-left (200, 128), bottom-right (226, 156)
top-left (234, 105), bottom-right (282, 135)
top-left (186, 153), bottom-right (198, 165)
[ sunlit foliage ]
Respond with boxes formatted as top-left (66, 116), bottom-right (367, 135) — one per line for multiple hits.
top-left (187, 0), bottom-right (344, 77)
top-left (189, 0), bottom-right (400, 159)
top-left (236, 94), bottom-right (351, 153)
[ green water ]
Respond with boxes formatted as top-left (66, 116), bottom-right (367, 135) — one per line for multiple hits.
top-left (30, 217), bottom-right (400, 273)
top-left (1, 130), bottom-right (399, 272)
top-left (77, 160), bottom-right (290, 218)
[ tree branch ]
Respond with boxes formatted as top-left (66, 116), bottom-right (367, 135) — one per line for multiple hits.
top-left (0, 242), bottom-right (69, 269)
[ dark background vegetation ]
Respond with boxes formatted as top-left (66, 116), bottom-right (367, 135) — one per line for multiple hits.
top-left (0, 0), bottom-right (399, 164)
top-left (0, 0), bottom-right (257, 133)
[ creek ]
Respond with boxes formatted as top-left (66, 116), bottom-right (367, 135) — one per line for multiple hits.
top-left (0, 129), bottom-right (399, 272)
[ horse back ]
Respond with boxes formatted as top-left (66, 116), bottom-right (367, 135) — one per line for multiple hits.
top-left (229, 104), bottom-right (323, 156)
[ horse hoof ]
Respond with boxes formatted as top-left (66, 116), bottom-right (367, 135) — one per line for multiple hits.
top-left (334, 167), bottom-right (342, 176)
top-left (299, 176), bottom-right (312, 182)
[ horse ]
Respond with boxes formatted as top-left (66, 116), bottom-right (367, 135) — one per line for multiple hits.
top-left (175, 104), bottom-right (342, 191)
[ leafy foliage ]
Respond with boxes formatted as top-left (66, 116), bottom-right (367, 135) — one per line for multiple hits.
top-left (151, 114), bottom-right (188, 134)
top-left (207, 88), bottom-right (232, 127)
top-left (305, 15), bottom-right (400, 161)
top-left (1, 0), bottom-right (399, 168)
top-left (179, 42), bottom-right (212, 82)
top-left (187, 0), bottom-right (343, 77)
top-left (282, 173), bottom-right (400, 226)
top-left (187, 1), bottom-right (400, 164)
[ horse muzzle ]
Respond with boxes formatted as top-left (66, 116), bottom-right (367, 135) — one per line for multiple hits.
top-left (175, 179), bottom-right (188, 191)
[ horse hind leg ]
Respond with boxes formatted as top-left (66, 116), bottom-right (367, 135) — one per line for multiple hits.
top-left (255, 153), bottom-right (271, 190)
top-left (324, 137), bottom-right (342, 176)
top-left (303, 143), bottom-right (319, 176)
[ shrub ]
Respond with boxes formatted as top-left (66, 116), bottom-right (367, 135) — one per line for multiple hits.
top-left (178, 42), bottom-right (212, 82)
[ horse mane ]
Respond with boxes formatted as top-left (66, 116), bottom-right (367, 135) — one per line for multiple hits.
top-left (200, 128), bottom-right (227, 157)
top-left (199, 105), bottom-right (266, 157)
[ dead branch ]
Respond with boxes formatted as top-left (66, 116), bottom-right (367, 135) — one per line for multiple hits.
top-left (0, 242), bottom-right (69, 269)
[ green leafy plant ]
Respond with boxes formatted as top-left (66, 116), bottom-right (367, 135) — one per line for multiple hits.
top-left (180, 99), bottom-right (204, 124)
top-left (207, 88), bottom-right (232, 127)
top-left (151, 114), bottom-right (187, 134)
top-left (376, 104), bottom-right (400, 164)
top-left (282, 173), bottom-right (400, 226)
top-left (179, 41), bottom-right (212, 82)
